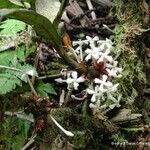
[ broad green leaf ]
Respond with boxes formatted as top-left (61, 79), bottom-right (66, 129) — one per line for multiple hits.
top-left (0, 73), bottom-right (22, 94)
top-left (0, 0), bottom-right (19, 8)
top-left (0, 19), bottom-right (26, 36)
top-left (35, 0), bottom-right (61, 22)
top-left (36, 81), bottom-right (57, 97)
top-left (0, 9), bottom-right (61, 46)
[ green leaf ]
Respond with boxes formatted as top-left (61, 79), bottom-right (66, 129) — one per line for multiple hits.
top-left (22, 0), bottom-right (36, 9)
top-left (122, 126), bottom-right (144, 132)
top-left (36, 81), bottom-right (57, 97)
top-left (19, 65), bottom-right (38, 81)
top-left (17, 46), bottom-right (26, 62)
top-left (0, 46), bottom-right (27, 66)
top-left (0, 0), bottom-right (20, 8)
top-left (35, 0), bottom-right (61, 22)
top-left (0, 51), bottom-right (15, 65)
top-left (0, 19), bottom-right (26, 36)
top-left (9, 0), bottom-right (24, 6)
top-left (8, 64), bottom-right (38, 82)
top-left (0, 9), bottom-right (61, 46)
top-left (0, 73), bottom-right (22, 94)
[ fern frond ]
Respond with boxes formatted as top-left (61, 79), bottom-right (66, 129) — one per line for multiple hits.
top-left (0, 19), bottom-right (25, 36)
top-left (0, 73), bottom-right (22, 94)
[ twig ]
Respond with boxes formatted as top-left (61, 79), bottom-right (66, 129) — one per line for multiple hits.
top-left (4, 111), bottom-right (34, 122)
top-left (91, 0), bottom-right (112, 7)
top-left (59, 90), bottom-right (65, 106)
top-left (71, 94), bottom-right (87, 101)
top-left (86, 0), bottom-right (97, 20)
top-left (38, 73), bottom-right (62, 80)
top-left (21, 134), bottom-right (37, 150)
top-left (103, 24), bottom-right (114, 33)
top-left (32, 43), bottom-right (41, 85)
top-left (69, 0), bottom-right (90, 27)
top-left (64, 89), bottom-right (73, 106)
top-left (26, 75), bottom-right (38, 98)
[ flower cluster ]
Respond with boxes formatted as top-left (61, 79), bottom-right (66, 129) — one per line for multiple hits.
top-left (73, 36), bottom-right (122, 114)
top-left (56, 36), bottom-right (122, 114)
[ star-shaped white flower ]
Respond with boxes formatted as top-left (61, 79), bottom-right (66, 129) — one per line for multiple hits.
top-left (98, 38), bottom-right (113, 51)
top-left (73, 40), bottom-right (84, 54)
top-left (86, 36), bottom-right (99, 48)
top-left (107, 83), bottom-right (119, 92)
top-left (66, 71), bottom-right (85, 90)
top-left (85, 47), bottom-right (101, 61)
top-left (86, 36), bottom-right (99, 42)
top-left (94, 75), bottom-right (113, 92)
top-left (107, 93), bottom-right (121, 109)
top-left (97, 49), bottom-right (113, 63)
top-left (87, 85), bottom-right (102, 102)
top-left (106, 61), bottom-right (122, 77)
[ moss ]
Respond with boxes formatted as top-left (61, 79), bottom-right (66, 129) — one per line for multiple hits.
top-left (112, 0), bottom-right (146, 106)
top-left (38, 108), bottom-right (114, 149)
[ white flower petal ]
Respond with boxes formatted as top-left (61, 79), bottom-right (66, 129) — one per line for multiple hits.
top-left (94, 78), bottom-right (101, 84)
top-left (105, 49), bottom-right (110, 55)
top-left (86, 36), bottom-right (91, 41)
top-left (55, 78), bottom-right (64, 83)
top-left (106, 56), bottom-right (113, 62)
top-left (71, 71), bottom-right (77, 79)
top-left (87, 88), bottom-right (95, 94)
top-left (89, 103), bottom-right (97, 109)
top-left (85, 48), bottom-right (92, 54)
top-left (91, 94), bottom-right (96, 102)
top-left (73, 82), bottom-right (79, 90)
top-left (92, 51), bottom-right (100, 60)
top-left (110, 84), bottom-right (119, 92)
top-left (109, 104), bottom-right (116, 109)
top-left (93, 36), bottom-right (99, 41)
top-left (66, 78), bottom-right (74, 84)
top-left (105, 81), bottom-right (113, 87)
top-left (85, 54), bottom-right (92, 61)
top-left (97, 56), bottom-right (104, 63)
top-left (76, 76), bottom-right (85, 83)
top-left (102, 75), bottom-right (108, 82)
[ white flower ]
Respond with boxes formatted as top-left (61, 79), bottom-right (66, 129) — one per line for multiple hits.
top-left (66, 71), bottom-right (85, 90)
top-left (98, 38), bottom-right (113, 51)
top-left (86, 36), bottom-right (99, 48)
top-left (108, 83), bottom-right (119, 92)
top-left (85, 47), bottom-right (101, 61)
top-left (73, 40), bottom-right (84, 54)
top-left (106, 61), bottom-right (122, 77)
top-left (87, 85), bottom-right (102, 102)
top-left (107, 93), bottom-right (121, 109)
top-left (94, 75), bottom-right (113, 92)
top-left (97, 49), bottom-right (113, 63)
top-left (86, 36), bottom-right (99, 42)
